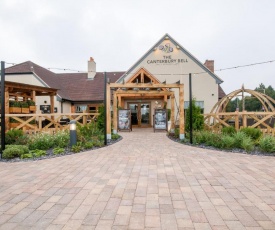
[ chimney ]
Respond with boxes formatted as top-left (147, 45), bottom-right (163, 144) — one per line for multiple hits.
top-left (88, 57), bottom-right (96, 79)
top-left (204, 60), bottom-right (214, 73)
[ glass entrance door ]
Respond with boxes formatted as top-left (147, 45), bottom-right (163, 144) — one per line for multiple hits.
top-left (129, 103), bottom-right (150, 127)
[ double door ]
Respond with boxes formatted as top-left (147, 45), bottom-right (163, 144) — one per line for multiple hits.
top-left (128, 103), bottom-right (150, 127)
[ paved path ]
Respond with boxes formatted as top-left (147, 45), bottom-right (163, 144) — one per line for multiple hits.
top-left (0, 128), bottom-right (275, 230)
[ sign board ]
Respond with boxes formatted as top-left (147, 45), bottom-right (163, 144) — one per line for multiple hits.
top-left (118, 109), bottom-right (131, 131)
top-left (40, 105), bottom-right (51, 114)
top-left (154, 109), bottom-right (167, 131)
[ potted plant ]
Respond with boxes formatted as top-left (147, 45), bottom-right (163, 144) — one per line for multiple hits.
top-left (9, 117), bottom-right (20, 129)
top-left (9, 101), bottom-right (21, 113)
top-left (21, 101), bottom-right (30, 114)
top-left (27, 100), bottom-right (36, 112)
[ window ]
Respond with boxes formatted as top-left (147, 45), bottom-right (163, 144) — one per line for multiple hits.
top-left (76, 105), bottom-right (87, 113)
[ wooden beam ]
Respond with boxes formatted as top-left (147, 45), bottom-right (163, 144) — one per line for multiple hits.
top-left (170, 94), bottom-right (175, 132)
top-left (113, 92), bottom-right (118, 133)
top-left (116, 91), bottom-right (173, 96)
top-left (110, 83), bottom-right (182, 88)
top-left (179, 85), bottom-right (184, 139)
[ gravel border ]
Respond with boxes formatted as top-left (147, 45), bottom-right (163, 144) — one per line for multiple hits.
top-left (167, 134), bottom-right (275, 157)
top-left (0, 136), bottom-right (123, 163)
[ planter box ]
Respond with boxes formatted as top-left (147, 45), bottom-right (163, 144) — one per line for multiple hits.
top-left (9, 107), bottom-right (21, 114)
top-left (10, 123), bottom-right (20, 129)
top-left (29, 106), bottom-right (36, 112)
top-left (21, 108), bottom-right (30, 114)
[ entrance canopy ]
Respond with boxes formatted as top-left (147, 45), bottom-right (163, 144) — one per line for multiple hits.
top-left (106, 68), bottom-right (185, 140)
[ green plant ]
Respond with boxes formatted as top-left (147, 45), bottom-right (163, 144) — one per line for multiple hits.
top-left (53, 147), bottom-right (65, 155)
top-left (185, 98), bottom-right (204, 132)
top-left (9, 118), bottom-right (20, 123)
top-left (193, 130), bottom-right (212, 144)
top-left (83, 142), bottom-right (93, 149)
top-left (21, 153), bottom-right (33, 159)
top-left (240, 127), bottom-right (262, 141)
top-left (167, 109), bottom-right (171, 121)
top-left (5, 129), bottom-right (26, 144)
top-left (27, 100), bottom-right (35, 106)
top-left (240, 136), bottom-right (254, 152)
top-left (111, 133), bottom-right (120, 140)
top-left (220, 135), bottom-right (235, 149)
top-left (233, 132), bottom-right (248, 149)
top-left (9, 101), bottom-right (21, 107)
top-left (21, 101), bottom-right (29, 108)
top-left (96, 105), bottom-right (105, 131)
top-left (28, 133), bottom-right (55, 150)
top-left (259, 135), bottom-right (275, 153)
top-left (3, 145), bottom-right (29, 159)
top-left (77, 122), bottom-right (103, 142)
top-left (221, 126), bottom-right (236, 136)
top-left (71, 143), bottom-right (83, 153)
top-left (30, 149), bottom-right (46, 157)
top-left (53, 130), bottom-right (70, 148)
top-left (174, 128), bottom-right (180, 138)
top-left (93, 139), bottom-right (104, 147)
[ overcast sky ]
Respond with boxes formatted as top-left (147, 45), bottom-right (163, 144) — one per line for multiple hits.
top-left (1, 0), bottom-right (274, 94)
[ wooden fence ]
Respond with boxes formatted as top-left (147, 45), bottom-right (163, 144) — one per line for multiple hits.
top-left (204, 111), bottom-right (275, 136)
top-left (2, 113), bottom-right (99, 133)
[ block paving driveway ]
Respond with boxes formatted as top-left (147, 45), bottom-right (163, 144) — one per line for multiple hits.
top-left (0, 128), bottom-right (275, 230)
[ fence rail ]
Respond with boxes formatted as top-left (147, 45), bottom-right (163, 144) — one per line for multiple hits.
top-left (204, 111), bottom-right (275, 136)
top-left (1, 113), bottom-right (99, 133)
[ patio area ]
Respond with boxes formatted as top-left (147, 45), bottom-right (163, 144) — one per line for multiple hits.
top-left (0, 128), bottom-right (275, 229)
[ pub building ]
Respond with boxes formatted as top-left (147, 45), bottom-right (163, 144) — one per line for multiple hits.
top-left (5, 33), bottom-right (225, 138)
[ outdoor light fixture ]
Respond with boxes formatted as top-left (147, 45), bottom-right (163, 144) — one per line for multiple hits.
top-left (165, 36), bottom-right (169, 40)
top-left (107, 78), bottom-right (110, 84)
top-left (69, 120), bottom-right (77, 146)
top-left (176, 45), bottom-right (180, 49)
top-left (175, 80), bottom-right (180, 85)
top-left (162, 80), bottom-right (166, 84)
top-left (154, 47), bottom-right (157, 51)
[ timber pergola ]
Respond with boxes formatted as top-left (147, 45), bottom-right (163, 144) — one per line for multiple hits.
top-left (3, 81), bottom-right (58, 129)
top-left (106, 82), bottom-right (185, 139)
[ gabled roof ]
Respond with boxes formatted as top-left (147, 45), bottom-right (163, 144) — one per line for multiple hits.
top-left (6, 61), bottom-right (124, 102)
top-left (117, 33), bottom-right (223, 84)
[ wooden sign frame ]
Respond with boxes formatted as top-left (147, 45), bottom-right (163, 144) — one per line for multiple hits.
top-left (154, 109), bottom-right (167, 132)
top-left (118, 109), bottom-right (131, 131)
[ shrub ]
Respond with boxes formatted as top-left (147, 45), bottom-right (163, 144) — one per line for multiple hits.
top-left (71, 143), bottom-right (83, 153)
top-left (83, 142), bottom-right (94, 149)
top-left (21, 153), bottom-right (33, 159)
top-left (5, 129), bottom-right (26, 145)
top-left (53, 147), bottom-right (65, 155)
top-left (111, 133), bottom-right (120, 140)
top-left (194, 130), bottom-right (212, 144)
top-left (53, 130), bottom-right (69, 148)
top-left (174, 128), bottom-right (180, 138)
top-left (233, 132), bottom-right (248, 149)
top-left (21, 102), bottom-right (29, 108)
top-left (240, 136), bottom-right (254, 152)
top-left (221, 126), bottom-right (236, 136)
top-left (259, 135), bottom-right (275, 153)
top-left (220, 135), bottom-right (236, 149)
top-left (185, 98), bottom-right (204, 132)
top-left (28, 133), bottom-right (55, 150)
top-left (240, 127), bottom-right (262, 141)
top-left (96, 105), bottom-right (105, 131)
top-left (77, 122), bottom-right (103, 142)
top-left (30, 149), bottom-right (46, 157)
top-left (3, 145), bottom-right (29, 159)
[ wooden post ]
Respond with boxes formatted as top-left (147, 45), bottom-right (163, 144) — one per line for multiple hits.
top-left (118, 95), bottom-right (121, 108)
top-left (50, 94), bottom-right (55, 122)
top-left (179, 85), bottom-right (185, 139)
top-left (242, 111), bottom-right (247, 128)
top-left (113, 92), bottom-right (118, 134)
top-left (106, 84), bottom-right (111, 139)
top-left (170, 93), bottom-right (175, 132)
top-left (31, 90), bottom-right (36, 102)
top-left (235, 111), bottom-right (239, 130)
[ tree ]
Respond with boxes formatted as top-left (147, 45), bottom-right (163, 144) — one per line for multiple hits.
top-left (185, 98), bottom-right (204, 132)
